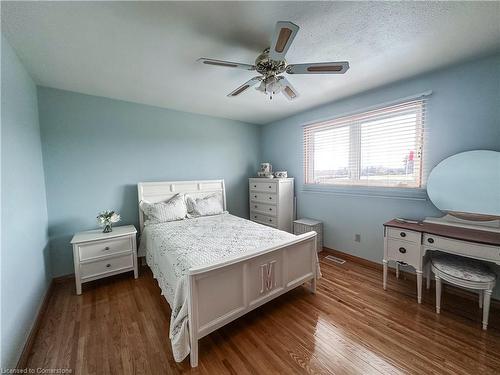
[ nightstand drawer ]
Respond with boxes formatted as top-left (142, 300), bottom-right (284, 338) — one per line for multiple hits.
top-left (387, 227), bottom-right (421, 244)
top-left (387, 239), bottom-right (420, 267)
top-left (80, 254), bottom-right (134, 280)
top-left (250, 202), bottom-right (277, 216)
top-left (250, 192), bottom-right (277, 203)
top-left (78, 236), bottom-right (132, 261)
top-left (251, 212), bottom-right (278, 227)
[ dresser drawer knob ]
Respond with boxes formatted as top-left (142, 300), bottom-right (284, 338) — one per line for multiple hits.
top-left (253, 185), bottom-right (256, 187)
top-left (399, 247), bottom-right (407, 254)
top-left (254, 216), bottom-right (257, 219)
top-left (400, 232), bottom-right (406, 238)
top-left (268, 186), bottom-right (272, 189)
top-left (427, 238), bottom-right (434, 244)
top-left (269, 208), bottom-right (272, 211)
top-left (254, 195), bottom-right (257, 198)
top-left (104, 246), bottom-right (110, 251)
top-left (269, 197), bottom-right (272, 200)
top-left (269, 219), bottom-right (273, 222)
top-left (106, 263), bottom-right (111, 268)
top-left (254, 205), bottom-right (258, 208)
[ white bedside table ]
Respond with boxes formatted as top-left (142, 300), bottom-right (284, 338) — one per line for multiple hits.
top-left (71, 225), bottom-right (138, 295)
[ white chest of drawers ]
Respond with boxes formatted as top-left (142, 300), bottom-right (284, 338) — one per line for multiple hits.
top-left (71, 225), bottom-right (138, 294)
top-left (249, 178), bottom-right (294, 232)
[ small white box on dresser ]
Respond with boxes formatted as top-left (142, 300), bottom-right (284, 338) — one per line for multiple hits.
top-left (71, 225), bottom-right (138, 295)
top-left (249, 178), bottom-right (294, 232)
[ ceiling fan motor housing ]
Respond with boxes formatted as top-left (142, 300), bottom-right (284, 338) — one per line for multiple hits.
top-left (255, 48), bottom-right (287, 77)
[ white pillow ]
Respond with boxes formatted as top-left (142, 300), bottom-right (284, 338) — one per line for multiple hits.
top-left (139, 194), bottom-right (187, 225)
top-left (186, 194), bottom-right (224, 217)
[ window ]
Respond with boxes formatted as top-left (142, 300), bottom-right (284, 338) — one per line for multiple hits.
top-left (304, 98), bottom-right (426, 188)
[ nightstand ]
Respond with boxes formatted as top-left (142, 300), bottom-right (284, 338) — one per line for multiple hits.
top-left (71, 225), bottom-right (138, 294)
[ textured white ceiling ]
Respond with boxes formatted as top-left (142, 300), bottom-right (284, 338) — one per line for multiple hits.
top-left (2, 2), bottom-right (500, 125)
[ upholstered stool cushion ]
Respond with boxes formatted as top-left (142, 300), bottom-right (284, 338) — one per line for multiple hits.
top-left (431, 253), bottom-right (496, 283)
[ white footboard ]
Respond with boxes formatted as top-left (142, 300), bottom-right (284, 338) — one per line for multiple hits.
top-left (187, 232), bottom-right (317, 367)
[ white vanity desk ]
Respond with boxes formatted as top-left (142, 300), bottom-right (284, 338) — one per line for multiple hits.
top-left (383, 217), bottom-right (500, 303)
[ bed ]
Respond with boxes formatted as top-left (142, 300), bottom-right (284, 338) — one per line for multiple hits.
top-left (137, 180), bottom-right (318, 367)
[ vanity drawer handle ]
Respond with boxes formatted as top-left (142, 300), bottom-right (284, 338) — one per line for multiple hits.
top-left (106, 263), bottom-right (111, 268)
top-left (400, 232), bottom-right (406, 238)
top-left (399, 247), bottom-right (407, 254)
top-left (104, 246), bottom-right (110, 251)
top-left (428, 238), bottom-right (434, 244)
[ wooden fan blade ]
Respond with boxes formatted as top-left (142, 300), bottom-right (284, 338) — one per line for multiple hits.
top-left (286, 61), bottom-right (349, 74)
top-left (280, 77), bottom-right (299, 100)
top-left (269, 21), bottom-right (299, 61)
top-left (198, 58), bottom-right (255, 71)
top-left (227, 77), bottom-right (262, 97)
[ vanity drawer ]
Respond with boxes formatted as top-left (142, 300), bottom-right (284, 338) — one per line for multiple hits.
top-left (423, 234), bottom-right (500, 263)
top-left (250, 192), bottom-right (277, 204)
top-left (387, 239), bottom-right (421, 267)
top-left (250, 212), bottom-right (278, 227)
top-left (80, 254), bottom-right (134, 280)
top-left (78, 236), bottom-right (133, 261)
top-left (387, 227), bottom-right (421, 244)
top-left (249, 181), bottom-right (277, 193)
top-left (250, 202), bottom-right (277, 216)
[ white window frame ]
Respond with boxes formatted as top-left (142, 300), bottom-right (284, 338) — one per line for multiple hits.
top-left (304, 96), bottom-right (428, 189)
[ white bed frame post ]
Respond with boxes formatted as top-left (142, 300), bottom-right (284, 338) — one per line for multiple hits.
top-left (137, 179), bottom-right (318, 368)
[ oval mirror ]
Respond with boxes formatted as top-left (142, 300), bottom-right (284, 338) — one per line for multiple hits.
top-left (427, 150), bottom-right (500, 220)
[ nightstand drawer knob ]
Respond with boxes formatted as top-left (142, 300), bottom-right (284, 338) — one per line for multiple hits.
top-left (398, 247), bottom-right (407, 254)
top-left (106, 263), bottom-right (111, 268)
top-left (427, 238), bottom-right (434, 244)
top-left (104, 246), bottom-right (110, 251)
top-left (400, 232), bottom-right (406, 238)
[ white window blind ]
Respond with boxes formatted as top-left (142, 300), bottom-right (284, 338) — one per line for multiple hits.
top-left (304, 98), bottom-right (426, 188)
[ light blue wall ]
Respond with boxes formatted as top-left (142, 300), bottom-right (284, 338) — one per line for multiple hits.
top-left (37, 87), bottom-right (261, 277)
top-left (1, 35), bottom-right (51, 368)
top-left (261, 54), bottom-right (500, 264)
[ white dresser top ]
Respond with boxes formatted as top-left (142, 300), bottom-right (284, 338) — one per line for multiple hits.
top-left (249, 177), bottom-right (294, 181)
top-left (71, 225), bottom-right (137, 244)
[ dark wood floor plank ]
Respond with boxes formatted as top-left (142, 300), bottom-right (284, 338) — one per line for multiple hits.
top-left (25, 252), bottom-right (500, 374)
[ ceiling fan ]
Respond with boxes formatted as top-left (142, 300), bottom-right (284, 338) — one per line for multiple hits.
top-left (198, 21), bottom-right (349, 100)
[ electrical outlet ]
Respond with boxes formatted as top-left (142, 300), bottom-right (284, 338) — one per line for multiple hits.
top-left (354, 234), bottom-right (361, 242)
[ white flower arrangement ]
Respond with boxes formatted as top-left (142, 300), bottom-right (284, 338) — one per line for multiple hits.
top-left (97, 210), bottom-right (121, 232)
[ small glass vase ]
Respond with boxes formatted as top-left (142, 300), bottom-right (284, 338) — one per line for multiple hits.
top-left (103, 223), bottom-right (112, 233)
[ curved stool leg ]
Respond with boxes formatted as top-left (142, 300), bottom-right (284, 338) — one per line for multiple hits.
top-left (482, 289), bottom-right (492, 330)
top-left (426, 261), bottom-right (431, 290)
top-left (435, 275), bottom-right (442, 314)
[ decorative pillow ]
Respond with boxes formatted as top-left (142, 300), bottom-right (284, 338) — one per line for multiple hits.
top-left (186, 194), bottom-right (224, 217)
top-left (139, 194), bottom-right (187, 225)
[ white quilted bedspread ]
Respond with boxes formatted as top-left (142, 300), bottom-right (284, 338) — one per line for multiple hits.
top-left (139, 213), bottom-right (303, 362)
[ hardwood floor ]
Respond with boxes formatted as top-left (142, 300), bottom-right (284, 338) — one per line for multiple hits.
top-left (25, 252), bottom-right (500, 374)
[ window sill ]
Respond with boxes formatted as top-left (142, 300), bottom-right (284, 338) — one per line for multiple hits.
top-left (301, 184), bottom-right (428, 201)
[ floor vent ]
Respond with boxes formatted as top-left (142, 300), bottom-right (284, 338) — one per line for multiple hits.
top-left (325, 255), bottom-right (346, 264)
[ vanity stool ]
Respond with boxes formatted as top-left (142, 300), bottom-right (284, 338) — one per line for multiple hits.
top-left (431, 253), bottom-right (496, 330)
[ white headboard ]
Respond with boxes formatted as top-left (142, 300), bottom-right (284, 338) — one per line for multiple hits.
top-left (137, 179), bottom-right (226, 231)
